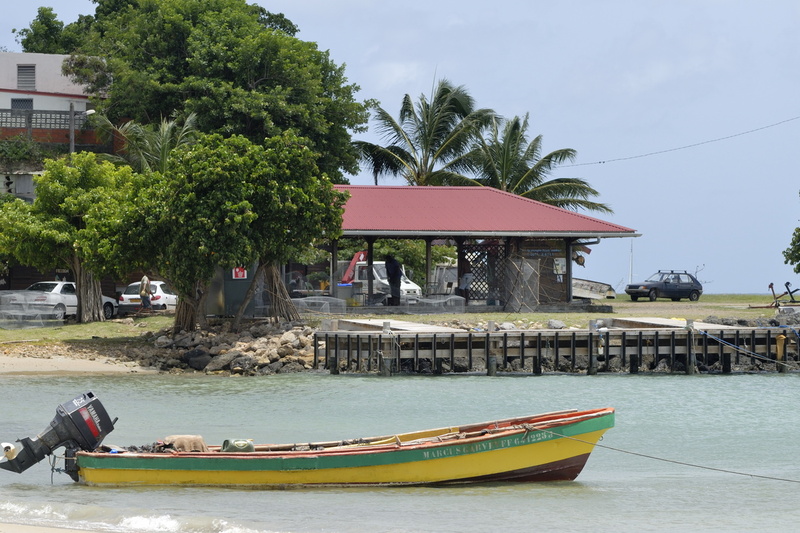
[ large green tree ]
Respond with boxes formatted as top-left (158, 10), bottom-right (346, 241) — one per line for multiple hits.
top-left (47, 0), bottom-right (368, 183)
top-left (463, 114), bottom-right (612, 213)
top-left (13, 7), bottom-right (92, 54)
top-left (110, 132), bottom-right (347, 333)
top-left (354, 79), bottom-right (494, 185)
top-left (0, 153), bottom-right (137, 322)
top-left (783, 225), bottom-right (800, 273)
top-left (231, 132), bottom-right (349, 330)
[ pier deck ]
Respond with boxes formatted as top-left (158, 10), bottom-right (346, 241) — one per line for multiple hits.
top-left (313, 318), bottom-right (797, 375)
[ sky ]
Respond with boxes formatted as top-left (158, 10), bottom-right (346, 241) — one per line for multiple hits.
top-left (3, 1), bottom-right (799, 295)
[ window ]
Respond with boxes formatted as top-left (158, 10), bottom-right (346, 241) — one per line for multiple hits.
top-left (60, 284), bottom-right (76, 295)
top-left (17, 65), bottom-right (35, 91)
top-left (10, 99), bottom-right (33, 110)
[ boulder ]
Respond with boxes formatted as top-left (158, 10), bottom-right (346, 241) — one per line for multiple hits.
top-left (230, 355), bottom-right (257, 373)
top-left (204, 349), bottom-right (243, 372)
top-left (277, 361), bottom-right (306, 373)
top-left (182, 348), bottom-right (212, 371)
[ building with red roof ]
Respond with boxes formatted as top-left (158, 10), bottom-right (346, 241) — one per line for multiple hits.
top-left (332, 185), bottom-right (638, 309)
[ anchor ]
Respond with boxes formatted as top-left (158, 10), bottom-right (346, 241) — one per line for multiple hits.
top-left (785, 282), bottom-right (799, 302)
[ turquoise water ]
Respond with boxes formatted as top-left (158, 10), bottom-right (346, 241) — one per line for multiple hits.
top-left (1, 372), bottom-right (799, 532)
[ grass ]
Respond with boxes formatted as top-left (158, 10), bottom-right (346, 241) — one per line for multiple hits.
top-left (347, 294), bottom-right (780, 329)
top-left (0, 294), bottom-right (781, 347)
top-left (0, 315), bottom-right (174, 346)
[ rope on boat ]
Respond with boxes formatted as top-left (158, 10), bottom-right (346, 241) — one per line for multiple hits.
top-left (48, 454), bottom-right (67, 484)
top-left (547, 431), bottom-right (800, 484)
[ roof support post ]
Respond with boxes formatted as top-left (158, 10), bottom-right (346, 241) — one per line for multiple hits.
top-left (330, 240), bottom-right (339, 299)
top-left (366, 237), bottom-right (376, 302)
top-left (455, 237), bottom-right (469, 304)
top-left (425, 238), bottom-right (433, 296)
top-left (566, 238), bottom-right (574, 302)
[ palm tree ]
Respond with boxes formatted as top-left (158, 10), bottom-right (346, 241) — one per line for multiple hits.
top-left (94, 113), bottom-right (199, 174)
top-left (464, 114), bottom-right (612, 214)
top-left (354, 79), bottom-right (494, 186)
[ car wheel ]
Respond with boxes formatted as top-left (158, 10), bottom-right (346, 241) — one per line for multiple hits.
top-left (53, 304), bottom-right (67, 320)
top-left (103, 302), bottom-right (114, 319)
top-left (689, 290), bottom-right (700, 302)
top-left (648, 289), bottom-right (658, 301)
top-left (630, 295), bottom-right (639, 302)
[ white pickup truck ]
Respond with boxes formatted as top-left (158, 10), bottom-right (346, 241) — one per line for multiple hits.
top-left (347, 260), bottom-right (423, 302)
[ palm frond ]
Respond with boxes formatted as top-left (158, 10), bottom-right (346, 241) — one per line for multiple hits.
top-left (352, 79), bottom-right (494, 186)
top-left (464, 113), bottom-right (612, 214)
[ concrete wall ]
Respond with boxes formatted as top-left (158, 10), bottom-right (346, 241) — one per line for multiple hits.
top-left (0, 52), bottom-right (87, 95)
top-left (0, 52), bottom-right (90, 112)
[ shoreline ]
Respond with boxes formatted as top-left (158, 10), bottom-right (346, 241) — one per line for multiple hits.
top-left (0, 524), bottom-right (102, 533)
top-left (0, 354), bottom-right (155, 375)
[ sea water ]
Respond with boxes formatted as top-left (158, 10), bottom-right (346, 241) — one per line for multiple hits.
top-left (1, 372), bottom-right (799, 533)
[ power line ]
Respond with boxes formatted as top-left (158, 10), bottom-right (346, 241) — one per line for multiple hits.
top-left (564, 115), bottom-right (800, 168)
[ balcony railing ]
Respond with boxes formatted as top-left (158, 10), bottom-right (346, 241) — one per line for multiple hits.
top-left (0, 109), bottom-right (92, 131)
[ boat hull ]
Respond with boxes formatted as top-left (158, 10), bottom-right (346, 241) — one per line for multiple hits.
top-left (76, 408), bottom-right (614, 487)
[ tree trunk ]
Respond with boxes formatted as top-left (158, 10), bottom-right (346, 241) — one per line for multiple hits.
top-left (232, 262), bottom-right (267, 332)
top-left (173, 280), bottom-right (207, 334)
top-left (231, 262), bottom-right (299, 331)
top-left (264, 263), bottom-right (299, 323)
top-left (73, 257), bottom-right (104, 323)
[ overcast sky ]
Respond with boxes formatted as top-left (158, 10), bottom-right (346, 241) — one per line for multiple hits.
top-left (3, 1), bottom-right (799, 295)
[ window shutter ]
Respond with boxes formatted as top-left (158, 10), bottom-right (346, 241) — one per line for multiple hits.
top-left (17, 65), bottom-right (36, 90)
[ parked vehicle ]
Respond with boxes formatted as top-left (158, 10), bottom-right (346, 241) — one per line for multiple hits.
top-left (0, 281), bottom-right (118, 319)
top-left (118, 280), bottom-right (178, 313)
top-left (341, 252), bottom-right (422, 303)
top-left (625, 270), bottom-right (703, 302)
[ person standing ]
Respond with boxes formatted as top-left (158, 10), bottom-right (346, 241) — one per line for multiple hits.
top-left (385, 254), bottom-right (402, 306)
top-left (139, 274), bottom-right (152, 310)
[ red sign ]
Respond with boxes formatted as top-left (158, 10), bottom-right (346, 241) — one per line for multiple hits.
top-left (232, 267), bottom-right (248, 280)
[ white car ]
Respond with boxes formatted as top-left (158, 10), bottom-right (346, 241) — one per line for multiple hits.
top-left (118, 280), bottom-right (178, 313)
top-left (1, 281), bottom-right (118, 319)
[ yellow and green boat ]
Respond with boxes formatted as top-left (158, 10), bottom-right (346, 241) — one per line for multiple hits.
top-left (77, 408), bottom-right (614, 487)
top-left (0, 393), bottom-right (614, 487)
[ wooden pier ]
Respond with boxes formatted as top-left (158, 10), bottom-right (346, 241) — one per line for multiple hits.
top-left (313, 318), bottom-right (798, 375)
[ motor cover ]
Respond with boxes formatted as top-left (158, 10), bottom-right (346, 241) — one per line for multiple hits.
top-left (0, 391), bottom-right (115, 479)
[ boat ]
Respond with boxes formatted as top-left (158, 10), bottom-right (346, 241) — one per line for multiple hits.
top-left (1, 392), bottom-right (614, 487)
top-left (572, 278), bottom-right (616, 300)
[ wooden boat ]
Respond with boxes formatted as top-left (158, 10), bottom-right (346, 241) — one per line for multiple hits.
top-left (76, 408), bottom-right (615, 487)
top-left (0, 393), bottom-right (613, 487)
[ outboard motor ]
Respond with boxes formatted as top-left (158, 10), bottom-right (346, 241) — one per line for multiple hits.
top-left (1, 391), bottom-right (115, 481)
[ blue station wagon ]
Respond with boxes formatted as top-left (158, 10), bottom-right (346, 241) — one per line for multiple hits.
top-left (625, 270), bottom-right (703, 302)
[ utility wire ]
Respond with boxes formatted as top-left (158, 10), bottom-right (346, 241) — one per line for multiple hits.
top-left (564, 115), bottom-right (800, 168)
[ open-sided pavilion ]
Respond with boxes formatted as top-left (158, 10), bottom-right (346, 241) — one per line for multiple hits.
top-left (330, 185), bottom-right (639, 310)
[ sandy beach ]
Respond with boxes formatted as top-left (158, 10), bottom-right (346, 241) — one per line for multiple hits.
top-left (0, 354), bottom-right (153, 375)
top-left (0, 338), bottom-right (157, 376)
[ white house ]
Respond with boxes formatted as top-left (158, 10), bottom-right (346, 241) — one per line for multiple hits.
top-left (0, 52), bottom-right (99, 200)
top-left (0, 52), bottom-right (90, 112)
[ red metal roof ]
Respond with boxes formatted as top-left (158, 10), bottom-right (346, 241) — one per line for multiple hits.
top-left (335, 185), bottom-right (637, 239)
